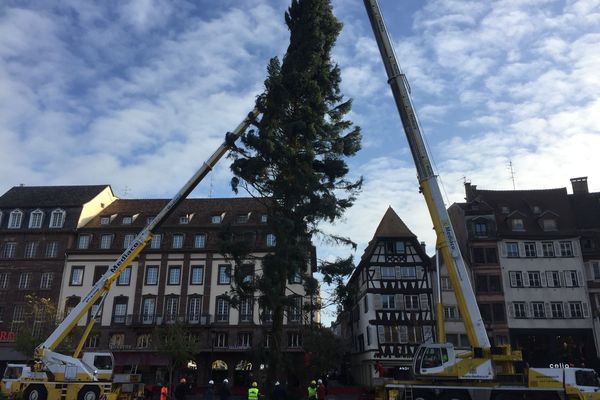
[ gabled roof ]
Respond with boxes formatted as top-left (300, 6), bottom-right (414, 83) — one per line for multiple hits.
top-left (0, 185), bottom-right (111, 208)
top-left (372, 206), bottom-right (416, 238)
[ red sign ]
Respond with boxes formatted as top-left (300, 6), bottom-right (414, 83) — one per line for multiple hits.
top-left (0, 331), bottom-right (16, 342)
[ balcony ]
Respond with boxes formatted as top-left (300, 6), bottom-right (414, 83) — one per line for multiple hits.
top-left (126, 313), bottom-right (213, 326)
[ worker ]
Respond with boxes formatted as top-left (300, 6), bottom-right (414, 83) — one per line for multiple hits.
top-left (272, 381), bottom-right (286, 400)
top-left (248, 381), bottom-right (259, 400)
top-left (205, 380), bottom-right (215, 400)
top-left (160, 383), bottom-right (169, 400)
top-left (175, 377), bottom-right (189, 400)
top-left (219, 378), bottom-right (231, 400)
top-left (307, 380), bottom-right (317, 400)
top-left (317, 379), bottom-right (326, 400)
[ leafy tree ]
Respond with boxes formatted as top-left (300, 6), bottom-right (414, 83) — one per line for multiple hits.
top-left (154, 322), bottom-right (197, 391)
top-left (225, 0), bottom-right (361, 389)
top-left (302, 326), bottom-right (345, 381)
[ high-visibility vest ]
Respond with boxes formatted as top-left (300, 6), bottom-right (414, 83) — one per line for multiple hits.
top-left (308, 386), bottom-right (317, 399)
top-left (161, 386), bottom-right (169, 400)
top-left (248, 387), bottom-right (259, 400)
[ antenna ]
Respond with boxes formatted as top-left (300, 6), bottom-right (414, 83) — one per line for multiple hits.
top-left (508, 160), bottom-right (516, 190)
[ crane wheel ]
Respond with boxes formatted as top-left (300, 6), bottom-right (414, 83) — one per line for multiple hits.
top-left (77, 385), bottom-right (100, 400)
top-left (23, 384), bottom-right (48, 400)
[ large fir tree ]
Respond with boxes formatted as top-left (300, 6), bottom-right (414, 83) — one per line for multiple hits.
top-left (225, 0), bottom-right (361, 385)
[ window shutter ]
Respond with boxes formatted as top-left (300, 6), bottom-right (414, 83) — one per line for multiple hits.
top-left (420, 293), bottom-right (430, 310)
top-left (540, 272), bottom-right (547, 287)
top-left (565, 272), bottom-right (573, 287)
top-left (573, 241), bottom-right (579, 256)
top-left (528, 302), bottom-right (534, 318)
top-left (518, 242), bottom-right (525, 257)
top-left (576, 271), bottom-right (584, 287)
top-left (583, 302), bottom-right (590, 318)
top-left (395, 266), bottom-right (401, 279)
top-left (374, 294), bottom-right (382, 309)
top-left (399, 326), bottom-right (409, 343)
top-left (501, 243), bottom-right (507, 258)
top-left (510, 272), bottom-right (517, 287)
top-left (508, 303), bottom-right (515, 318)
top-left (395, 294), bottom-right (404, 310)
top-left (377, 325), bottom-right (385, 343)
top-left (564, 302), bottom-right (571, 318)
top-left (523, 273), bottom-right (530, 287)
top-left (536, 242), bottom-right (543, 257)
top-left (554, 242), bottom-right (561, 257)
top-left (559, 271), bottom-right (565, 287)
top-left (546, 271), bottom-right (554, 287)
top-left (544, 302), bottom-right (551, 318)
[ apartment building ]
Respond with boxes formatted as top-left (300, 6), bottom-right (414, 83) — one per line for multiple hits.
top-left (59, 197), bottom-right (316, 386)
top-left (341, 207), bottom-right (434, 385)
top-left (0, 185), bottom-right (116, 368)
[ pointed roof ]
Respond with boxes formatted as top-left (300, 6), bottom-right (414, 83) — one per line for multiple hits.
top-left (373, 206), bottom-right (416, 238)
top-left (0, 185), bottom-right (111, 208)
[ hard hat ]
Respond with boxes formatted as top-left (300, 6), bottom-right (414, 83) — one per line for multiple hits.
top-left (275, 381), bottom-right (280, 386)
top-left (209, 380), bottom-right (214, 385)
top-left (252, 382), bottom-right (258, 387)
top-left (311, 380), bottom-right (316, 385)
top-left (223, 379), bottom-right (229, 383)
top-left (317, 379), bottom-right (322, 384)
top-left (180, 378), bottom-right (187, 384)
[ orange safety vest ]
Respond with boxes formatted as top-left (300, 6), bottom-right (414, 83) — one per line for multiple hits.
top-left (161, 386), bottom-right (169, 400)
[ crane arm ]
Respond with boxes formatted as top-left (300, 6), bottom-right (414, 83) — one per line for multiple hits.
top-left (36, 109), bottom-right (260, 360)
top-left (363, 0), bottom-right (489, 349)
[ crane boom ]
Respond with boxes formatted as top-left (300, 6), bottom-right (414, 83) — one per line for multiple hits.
top-left (37, 109), bottom-right (259, 358)
top-left (363, 0), bottom-right (489, 349)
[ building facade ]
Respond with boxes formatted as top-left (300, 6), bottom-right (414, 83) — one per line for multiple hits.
top-left (342, 207), bottom-right (434, 386)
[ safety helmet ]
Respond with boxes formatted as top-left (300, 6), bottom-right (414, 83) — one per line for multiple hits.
top-left (275, 381), bottom-right (280, 386)
top-left (317, 379), bottom-right (322, 384)
top-left (252, 382), bottom-right (258, 387)
top-left (180, 378), bottom-right (187, 384)
top-left (209, 380), bottom-right (214, 385)
top-left (223, 379), bottom-right (229, 383)
top-left (311, 380), bottom-right (316, 385)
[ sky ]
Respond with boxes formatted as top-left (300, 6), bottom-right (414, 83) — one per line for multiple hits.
top-left (1, 0), bottom-right (599, 324)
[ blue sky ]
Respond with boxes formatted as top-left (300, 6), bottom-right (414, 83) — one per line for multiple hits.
top-left (1, 0), bottom-right (599, 323)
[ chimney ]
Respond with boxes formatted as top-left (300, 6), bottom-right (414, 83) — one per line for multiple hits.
top-left (420, 241), bottom-right (426, 254)
top-left (465, 182), bottom-right (477, 202)
top-left (570, 177), bottom-right (589, 194)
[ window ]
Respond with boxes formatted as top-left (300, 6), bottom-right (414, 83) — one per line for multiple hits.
top-left (240, 297), bottom-right (253, 323)
top-left (289, 297), bottom-right (302, 322)
top-left (569, 302), bottom-right (583, 318)
top-left (474, 221), bottom-right (488, 236)
top-left (100, 217), bottom-right (110, 225)
top-left (113, 298), bottom-right (128, 324)
top-left (551, 302), bottom-right (564, 318)
top-left (117, 267), bottom-right (131, 286)
top-left (289, 272), bottom-right (302, 284)
top-left (8, 210), bottom-right (23, 229)
top-left (238, 333), bottom-right (252, 348)
top-left (542, 241), bottom-right (555, 257)
top-left (165, 297), bottom-right (179, 322)
top-left (194, 234), bottom-right (206, 249)
top-left (123, 234), bottom-right (135, 249)
top-left (214, 332), bottom-right (228, 348)
top-left (514, 302), bottom-right (527, 318)
top-left (70, 266), bottom-right (84, 286)
top-left (141, 298), bottom-right (156, 324)
top-left (150, 234), bottom-right (161, 249)
top-left (472, 247), bottom-right (498, 264)
top-left (511, 218), bottom-right (524, 231)
top-left (560, 241), bottom-right (573, 257)
top-left (524, 242), bottom-right (537, 257)
top-left (405, 295), bottom-right (419, 310)
top-left (136, 334), bottom-right (151, 349)
top-left (86, 334), bottom-right (100, 348)
top-left (211, 215), bottom-right (222, 224)
top-left (399, 266), bottom-right (417, 279)
top-left (444, 306), bottom-right (459, 320)
top-left (381, 266), bottom-right (395, 279)
top-left (394, 241), bottom-right (405, 254)
top-left (179, 215), bottom-right (190, 224)
top-left (288, 332), bottom-right (302, 348)
top-left (260, 214), bottom-right (268, 223)
top-left (93, 265), bottom-right (108, 285)
top-left (236, 214), bottom-right (249, 224)
top-left (476, 275), bottom-right (502, 292)
top-left (122, 216), bottom-right (132, 225)
top-left (49, 209), bottom-right (65, 228)
top-left (543, 219), bottom-right (557, 231)
top-left (40, 272), bottom-right (53, 289)
top-left (188, 297), bottom-right (202, 323)
top-left (0, 273), bottom-right (9, 288)
top-left (546, 271), bottom-right (561, 287)
top-left (509, 271), bottom-right (523, 288)
top-left (18, 273), bottom-right (31, 289)
top-left (565, 270), bottom-right (580, 287)
top-left (78, 234), bottom-right (91, 249)
top-left (24, 242), bottom-right (38, 258)
top-left (262, 306), bottom-right (273, 323)
top-left (266, 234), bottom-right (276, 247)
top-left (2, 243), bottom-right (16, 258)
top-left (29, 210), bottom-right (44, 228)
top-left (378, 326), bottom-right (400, 343)
top-left (109, 333), bottom-right (125, 349)
top-left (168, 266), bottom-right (181, 285)
top-left (145, 265), bottom-right (159, 285)
top-left (13, 305), bottom-right (25, 323)
top-left (493, 303), bottom-right (506, 322)
top-left (218, 265), bottom-right (231, 284)
top-left (527, 271), bottom-right (541, 287)
top-left (216, 298), bottom-right (229, 322)
top-left (100, 234), bottom-right (113, 249)
top-left (592, 262), bottom-right (600, 280)
top-left (440, 276), bottom-right (452, 291)
top-left (190, 266), bottom-right (204, 285)
top-left (172, 234), bottom-right (184, 249)
top-left (531, 302), bottom-right (545, 318)
top-left (45, 241), bottom-right (58, 258)
top-left (381, 294), bottom-right (395, 309)
top-left (506, 242), bottom-right (519, 257)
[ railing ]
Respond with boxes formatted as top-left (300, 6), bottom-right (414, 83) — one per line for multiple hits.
top-left (124, 313), bottom-right (213, 326)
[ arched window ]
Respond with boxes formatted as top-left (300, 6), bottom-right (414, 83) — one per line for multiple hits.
top-left (49, 209), bottom-right (66, 228)
top-left (29, 209), bottom-right (44, 228)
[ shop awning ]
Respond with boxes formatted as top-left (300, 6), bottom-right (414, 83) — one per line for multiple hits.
top-left (113, 351), bottom-right (170, 366)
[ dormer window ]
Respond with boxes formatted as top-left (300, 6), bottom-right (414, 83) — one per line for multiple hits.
top-left (211, 215), bottom-right (222, 224)
top-left (100, 217), bottom-right (110, 225)
top-left (49, 209), bottom-right (66, 228)
top-left (236, 214), bottom-right (249, 224)
top-left (29, 209), bottom-right (44, 228)
top-left (122, 216), bottom-right (132, 225)
top-left (501, 206), bottom-right (510, 214)
top-left (260, 214), bottom-right (268, 223)
top-left (180, 214), bottom-right (193, 224)
top-left (510, 218), bottom-right (524, 231)
top-left (473, 220), bottom-right (488, 237)
top-left (542, 219), bottom-right (557, 231)
top-left (8, 210), bottom-right (23, 229)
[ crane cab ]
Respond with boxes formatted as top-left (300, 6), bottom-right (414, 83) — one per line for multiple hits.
top-left (413, 343), bottom-right (456, 376)
top-left (413, 343), bottom-right (495, 380)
